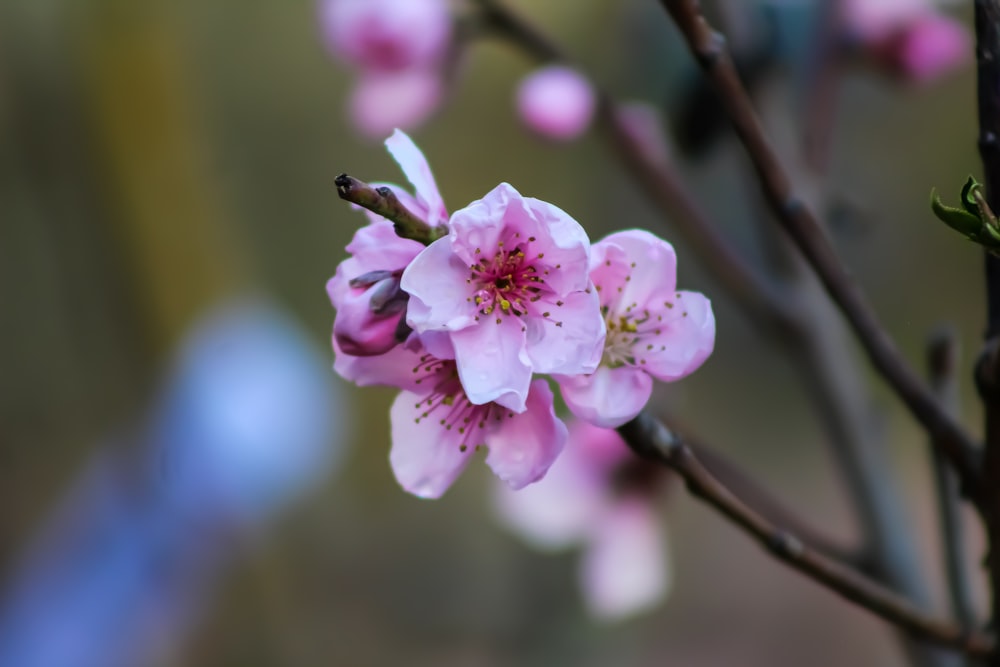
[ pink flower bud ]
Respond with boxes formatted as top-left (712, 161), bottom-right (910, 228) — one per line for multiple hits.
top-left (515, 66), bottom-right (596, 141)
top-left (893, 14), bottom-right (970, 82)
top-left (331, 278), bottom-right (405, 357)
top-left (319, 0), bottom-right (451, 73)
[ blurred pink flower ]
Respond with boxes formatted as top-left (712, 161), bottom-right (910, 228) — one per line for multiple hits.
top-left (843, 0), bottom-right (970, 83)
top-left (556, 230), bottom-right (715, 428)
top-left (891, 14), bottom-right (970, 82)
top-left (349, 70), bottom-right (446, 139)
top-left (328, 130), bottom-right (443, 357)
top-left (494, 420), bottom-right (671, 619)
top-left (516, 65), bottom-right (597, 141)
top-left (319, 0), bottom-right (451, 72)
top-left (402, 183), bottom-right (605, 412)
top-left (319, 0), bottom-right (452, 135)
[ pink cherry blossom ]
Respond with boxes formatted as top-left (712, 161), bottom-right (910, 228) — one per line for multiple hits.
top-left (516, 66), bottom-right (596, 141)
top-left (494, 421), bottom-right (671, 619)
top-left (401, 183), bottom-right (606, 413)
top-left (319, 0), bottom-right (451, 73)
top-left (327, 130), bottom-right (443, 357)
top-left (556, 230), bottom-right (715, 428)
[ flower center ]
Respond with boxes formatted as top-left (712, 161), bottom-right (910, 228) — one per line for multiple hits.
top-left (410, 354), bottom-right (515, 451)
top-left (465, 234), bottom-right (554, 323)
top-left (600, 303), bottom-right (669, 369)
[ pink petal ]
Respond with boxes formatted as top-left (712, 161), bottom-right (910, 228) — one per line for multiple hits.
top-left (492, 418), bottom-right (628, 550)
top-left (525, 288), bottom-right (605, 375)
top-left (593, 229), bottom-right (678, 312)
top-left (484, 379), bottom-right (568, 490)
top-left (385, 129), bottom-right (448, 227)
top-left (492, 457), bottom-right (602, 550)
top-left (332, 291), bottom-right (401, 356)
top-left (641, 290), bottom-right (715, 381)
top-left (343, 219), bottom-right (423, 272)
top-left (349, 70), bottom-right (443, 138)
top-left (402, 236), bottom-right (478, 332)
top-left (450, 318), bottom-right (532, 412)
top-left (516, 65), bottom-right (596, 141)
top-left (332, 336), bottom-right (425, 390)
top-left (843, 0), bottom-right (930, 40)
top-left (581, 499), bottom-right (670, 620)
top-left (896, 15), bottom-right (971, 82)
top-left (388, 388), bottom-right (477, 498)
top-left (556, 365), bottom-right (653, 429)
top-left (319, 0), bottom-right (451, 72)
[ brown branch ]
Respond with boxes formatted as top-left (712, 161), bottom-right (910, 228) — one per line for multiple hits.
top-left (334, 174), bottom-right (446, 244)
top-left (617, 412), bottom-right (994, 657)
top-left (928, 328), bottom-right (979, 642)
top-left (664, 414), bottom-right (857, 564)
top-left (657, 0), bottom-right (983, 506)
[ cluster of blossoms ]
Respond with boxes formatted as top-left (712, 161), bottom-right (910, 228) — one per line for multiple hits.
top-left (327, 130), bottom-right (715, 498)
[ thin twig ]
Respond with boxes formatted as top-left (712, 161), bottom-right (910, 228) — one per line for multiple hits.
top-left (334, 174), bottom-right (446, 244)
top-left (617, 412), bottom-right (994, 657)
top-left (928, 328), bottom-right (979, 639)
top-left (657, 0), bottom-right (983, 505)
top-left (665, 414), bottom-right (856, 564)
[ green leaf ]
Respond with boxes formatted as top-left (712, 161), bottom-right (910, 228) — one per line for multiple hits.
top-left (931, 187), bottom-right (984, 238)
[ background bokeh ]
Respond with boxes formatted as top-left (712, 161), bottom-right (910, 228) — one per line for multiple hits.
top-left (0, 0), bottom-right (990, 665)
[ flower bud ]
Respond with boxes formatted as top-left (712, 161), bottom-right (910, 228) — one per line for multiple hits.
top-left (333, 278), bottom-right (407, 357)
top-left (515, 66), bottom-right (596, 141)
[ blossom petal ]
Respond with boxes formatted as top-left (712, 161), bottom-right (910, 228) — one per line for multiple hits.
top-left (385, 128), bottom-right (448, 226)
top-left (343, 219), bottom-right (423, 272)
top-left (332, 337), bottom-right (424, 391)
top-left (451, 319), bottom-right (531, 411)
top-left (581, 499), bottom-right (670, 620)
top-left (447, 184), bottom-right (592, 295)
top-left (641, 291), bottom-right (715, 381)
top-left (349, 71), bottom-right (443, 139)
top-left (556, 366), bottom-right (653, 429)
top-left (492, 419), bottom-right (616, 550)
top-left (484, 379), bottom-right (567, 490)
top-left (516, 65), bottom-right (596, 141)
top-left (525, 288), bottom-right (605, 375)
top-left (402, 236), bottom-right (478, 332)
top-left (594, 229), bottom-right (677, 312)
top-left (388, 389), bottom-right (476, 498)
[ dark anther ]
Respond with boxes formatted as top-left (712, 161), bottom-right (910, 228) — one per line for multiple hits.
top-left (494, 276), bottom-right (512, 289)
top-left (334, 173), bottom-right (353, 191)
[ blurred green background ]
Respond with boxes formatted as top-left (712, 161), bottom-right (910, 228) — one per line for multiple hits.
top-left (0, 0), bottom-right (990, 665)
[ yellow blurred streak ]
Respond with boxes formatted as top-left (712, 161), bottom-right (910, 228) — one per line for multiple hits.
top-left (76, 0), bottom-right (247, 355)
